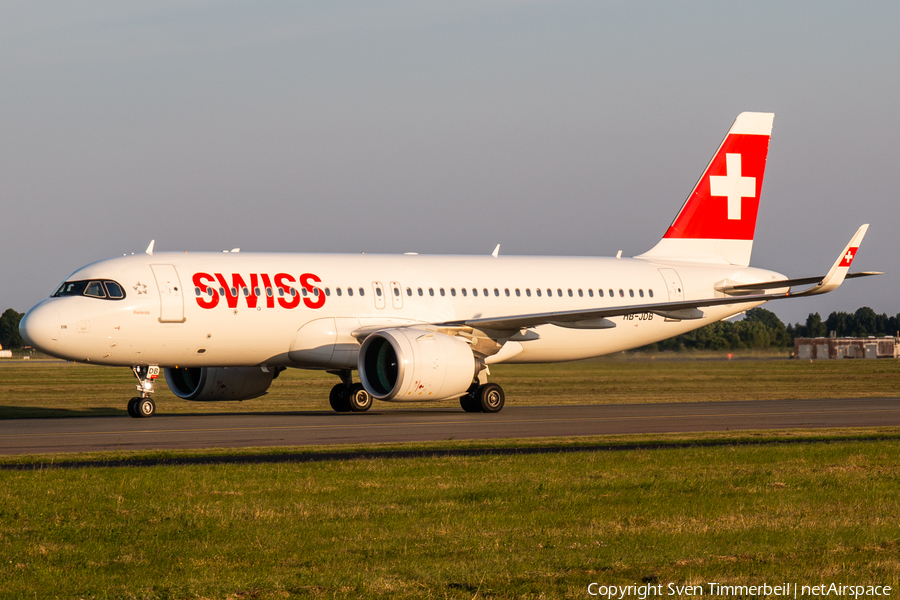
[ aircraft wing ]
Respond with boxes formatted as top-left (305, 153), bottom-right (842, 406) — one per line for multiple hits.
top-left (451, 225), bottom-right (878, 332)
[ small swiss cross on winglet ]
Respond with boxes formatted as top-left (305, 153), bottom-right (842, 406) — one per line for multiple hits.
top-left (839, 247), bottom-right (858, 268)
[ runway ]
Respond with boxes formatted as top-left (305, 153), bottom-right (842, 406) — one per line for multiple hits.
top-left (0, 397), bottom-right (898, 455)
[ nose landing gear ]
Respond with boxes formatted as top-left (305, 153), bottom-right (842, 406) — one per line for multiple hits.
top-left (128, 365), bottom-right (159, 418)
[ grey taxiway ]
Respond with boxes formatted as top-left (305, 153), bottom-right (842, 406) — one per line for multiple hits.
top-left (1, 397), bottom-right (898, 455)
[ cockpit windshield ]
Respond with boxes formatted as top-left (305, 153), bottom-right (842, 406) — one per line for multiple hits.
top-left (53, 280), bottom-right (127, 301)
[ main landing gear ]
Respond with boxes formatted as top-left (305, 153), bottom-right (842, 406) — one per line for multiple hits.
top-left (128, 365), bottom-right (159, 418)
top-left (325, 371), bottom-right (505, 414)
top-left (459, 382), bottom-right (505, 413)
top-left (328, 370), bottom-right (373, 413)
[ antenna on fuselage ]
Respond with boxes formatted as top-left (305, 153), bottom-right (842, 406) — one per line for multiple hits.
top-left (145, 240), bottom-right (155, 256)
top-left (492, 244), bottom-right (500, 258)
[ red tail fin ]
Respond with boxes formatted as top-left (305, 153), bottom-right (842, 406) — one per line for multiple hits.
top-left (639, 112), bottom-right (774, 266)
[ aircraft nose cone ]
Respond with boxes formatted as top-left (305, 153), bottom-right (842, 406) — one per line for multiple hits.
top-left (19, 303), bottom-right (60, 353)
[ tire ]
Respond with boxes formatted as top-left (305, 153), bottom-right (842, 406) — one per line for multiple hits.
top-left (478, 383), bottom-right (505, 413)
top-left (347, 383), bottom-right (373, 412)
top-left (137, 397), bottom-right (156, 418)
top-left (329, 383), bottom-right (351, 413)
top-left (127, 397), bottom-right (141, 418)
top-left (459, 393), bottom-right (482, 413)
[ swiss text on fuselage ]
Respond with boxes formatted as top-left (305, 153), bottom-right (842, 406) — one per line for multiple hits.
top-left (192, 272), bottom-right (325, 310)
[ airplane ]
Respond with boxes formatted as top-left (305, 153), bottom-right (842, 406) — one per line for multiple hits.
top-left (19, 112), bottom-right (879, 418)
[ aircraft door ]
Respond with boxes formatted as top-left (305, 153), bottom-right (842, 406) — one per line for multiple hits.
top-left (390, 281), bottom-right (403, 309)
top-left (372, 282), bottom-right (386, 309)
top-left (657, 268), bottom-right (684, 322)
top-left (150, 264), bottom-right (185, 323)
top-left (658, 268), bottom-right (684, 302)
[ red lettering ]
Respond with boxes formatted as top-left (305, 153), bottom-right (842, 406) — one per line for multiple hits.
top-left (192, 273), bottom-right (219, 309)
top-left (275, 273), bottom-right (300, 309)
top-left (245, 274), bottom-right (259, 309)
top-left (200, 272), bottom-right (324, 310)
top-left (214, 274), bottom-right (241, 309)
top-left (300, 273), bottom-right (325, 309)
top-left (260, 273), bottom-right (275, 309)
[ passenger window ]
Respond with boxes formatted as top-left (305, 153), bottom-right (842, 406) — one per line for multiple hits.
top-left (547, 288), bottom-right (552, 297)
top-left (232, 287), bottom-right (239, 297)
top-left (568, 289), bottom-right (573, 297)
top-left (649, 289), bottom-right (654, 298)
top-left (451, 288), bottom-right (456, 297)
top-left (536, 289), bottom-right (542, 297)
top-left (609, 289), bottom-right (614, 297)
top-left (325, 288), bottom-right (330, 297)
top-left (254, 287), bottom-right (261, 297)
top-left (525, 289), bottom-right (531, 297)
top-left (221, 287), bottom-right (227, 297)
top-left (504, 288), bottom-right (509, 297)
top-left (462, 288), bottom-right (468, 297)
top-left (598, 289), bottom-right (603, 297)
top-left (619, 289), bottom-right (624, 297)
top-left (359, 288), bottom-right (365, 297)
top-left (515, 288), bottom-right (520, 297)
top-left (577, 289), bottom-right (583, 297)
top-left (629, 289), bottom-right (634, 298)
top-left (440, 288), bottom-right (445, 296)
top-left (588, 289), bottom-right (594, 297)
top-left (471, 288), bottom-right (477, 297)
top-left (336, 288), bottom-right (342, 297)
top-left (347, 288), bottom-right (353, 297)
top-left (243, 288), bottom-right (250, 297)
top-left (406, 288), bottom-right (412, 297)
top-left (429, 288), bottom-right (434, 296)
top-left (418, 288), bottom-right (423, 297)
top-left (639, 289), bottom-right (644, 298)
top-left (105, 281), bottom-right (125, 299)
top-left (484, 288), bottom-right (489, 296)
top-left (266, 287), bottom-right (273, 297)
top-left (377, 288), bottom-right (383, 297)
top-left (194, 287), bottom-right (202, 297)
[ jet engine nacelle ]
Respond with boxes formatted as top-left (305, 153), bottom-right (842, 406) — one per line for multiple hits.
top-left (164, 366), bottom-right (277, 401)
top-left (358, 328), bottom-right (478, 402)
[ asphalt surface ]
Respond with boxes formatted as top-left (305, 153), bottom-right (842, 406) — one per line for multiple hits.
top-left (0, 397), bottom-right (898, 455)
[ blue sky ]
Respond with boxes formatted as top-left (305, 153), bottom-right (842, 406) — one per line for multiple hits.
top-left (2, 1), bottom-right (897, 325)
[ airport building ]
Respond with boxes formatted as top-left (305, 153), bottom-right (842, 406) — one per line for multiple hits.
top-left (794, 336), bottom-right (900, 360)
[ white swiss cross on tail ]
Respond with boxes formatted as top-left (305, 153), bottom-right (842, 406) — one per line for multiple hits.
top-left (709, 153), bottom-right (755, 220)
top-left (639, 112), bottom-right (774, 267)
top-left (839, 247), bottom-right (858, 268)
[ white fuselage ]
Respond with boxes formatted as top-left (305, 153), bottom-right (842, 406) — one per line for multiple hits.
top-left (22, 251), bottom-right (781, 368)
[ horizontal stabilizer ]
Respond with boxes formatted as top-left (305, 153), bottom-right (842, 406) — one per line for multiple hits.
top-left (717, 271), bottom-right (883, 295)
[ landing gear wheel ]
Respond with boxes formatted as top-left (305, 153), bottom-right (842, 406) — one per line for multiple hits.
top-left (329, 383), bottom-right (351, 413)
top-left (127, 397), bottom-right (141, 418)
top-left (347, 383), bottom-right (372, 412)
top-left (460, 392), bottom-right (482, 413)
top-left (136, 397), bottom-right (156, 418)
top-left (478, 383), bottom-right (505, 413)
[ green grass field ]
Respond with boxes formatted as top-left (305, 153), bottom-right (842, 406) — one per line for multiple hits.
top-left (1, 357), bottom-right (899, 598)
top-left (1, 434), bottom-right (899, 598)
top-left (1, 353), bottom-right (898, 418)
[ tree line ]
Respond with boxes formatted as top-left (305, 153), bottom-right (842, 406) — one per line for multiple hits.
top-left (0, 309), bottom-right (24, 350)
top-left (1, 305), bottom-right (898, 353)
top-left (644, 307), bottom-right (900, 352)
